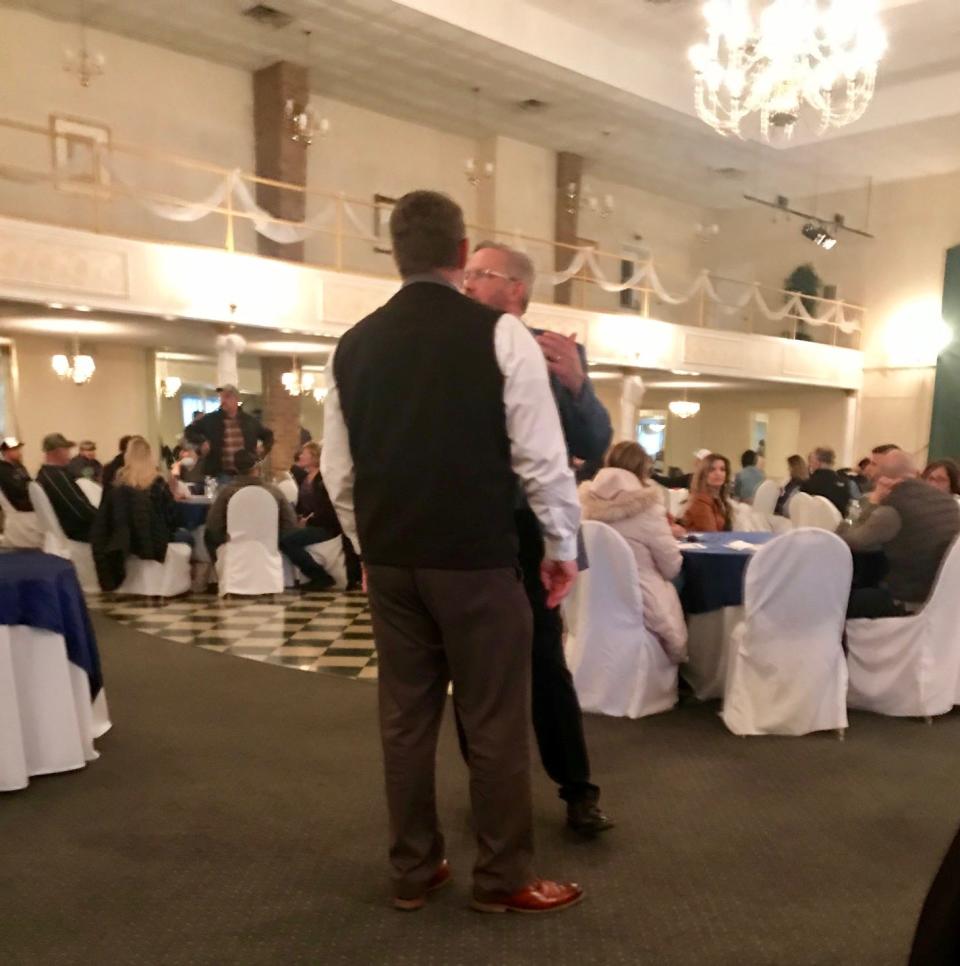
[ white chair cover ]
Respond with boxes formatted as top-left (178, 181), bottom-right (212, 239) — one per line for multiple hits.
top-left (215, 486), bottom-right (284, 596)
top-left (787, 491), bottom-right (816, 527)
top-left (0, 625), bottom-right (111, 792)
top-left (770, 515), bottom-right (793, 535)
top-left (847, 537), bottom-right (960, 718)
top-left (752, 479), bottom-right (780, 517)
top-left (807, 496), bottom-right (843, 531)
top-left (721, 529), bottom-right (851, 736)
top-left (667, 489), bottom-right (688, 519)
top-left (732, 501), bottom-right (759, 531)
top-left (563, 521), bottom-right (677, 718)
top-left (117, 543), bottom-right (191, 597)
top-left (76, 478), bottom-right (102, 508)
top-left (285, 538), bottom-right (349, 590)
top-left (0, 488), bottom-right (43, 548)
top-left (277, 477), bottom-right (298, 505)
top-left (27, 482), bottom-right (99, 592)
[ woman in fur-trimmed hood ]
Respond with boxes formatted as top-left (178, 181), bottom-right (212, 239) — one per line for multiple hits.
top-left (579, 442), bottom-right (687, 663)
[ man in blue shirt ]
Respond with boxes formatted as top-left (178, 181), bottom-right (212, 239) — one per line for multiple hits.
top-left (464, 241), bottom-right (615, 836)
top-left (733, 449), bottom-right (765, 503)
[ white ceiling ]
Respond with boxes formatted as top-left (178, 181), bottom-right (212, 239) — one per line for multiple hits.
top-left (4, 0), bottom-right (960, 206)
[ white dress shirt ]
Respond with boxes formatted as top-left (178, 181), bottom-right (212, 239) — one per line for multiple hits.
top-left (321, 311), bottom-right (581, 562)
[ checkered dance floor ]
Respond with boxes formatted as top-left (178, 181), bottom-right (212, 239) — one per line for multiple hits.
top-left (87, 590), bottom-right (378, 680)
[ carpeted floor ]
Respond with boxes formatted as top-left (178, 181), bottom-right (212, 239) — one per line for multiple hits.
top-left (3, 617), bottom-right (959, 966)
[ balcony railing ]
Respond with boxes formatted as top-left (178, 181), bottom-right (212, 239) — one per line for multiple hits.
top-left (0, 115), bottom-right (863, 348)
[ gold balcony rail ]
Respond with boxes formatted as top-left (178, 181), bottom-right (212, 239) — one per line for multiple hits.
top-left (0, 115), bottom-right (863, 348)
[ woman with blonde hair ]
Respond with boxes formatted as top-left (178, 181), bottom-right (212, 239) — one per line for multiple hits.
top-left (681, 452), bottom-right (733, 532)
top-left (579, 441), bottom-right (687, 663)
top-left (91, 435), bottom-right (192, 590)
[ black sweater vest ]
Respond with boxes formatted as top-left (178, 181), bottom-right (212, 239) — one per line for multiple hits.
top-left (334, 282), bottom-right (518, 569)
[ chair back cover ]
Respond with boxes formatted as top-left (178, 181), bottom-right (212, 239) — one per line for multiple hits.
top-left (28, 481), bottom-right (69, 552)
top-left (787, 491), bottom-right (815, 527)
top-left (217, 485), bottom-right (283, 595)
top-left (76, 478), bottom-right (102, 508)
top-left (118, 543), bottom-right (191, 597)
top-left (808, 496), bottom-right (843, 531)
top-left (563, 520), bottom-right (677, 719)
top-left (0, 489), bottom-right (43, 548)
top-left (667, 488), bottom-right (688, 519)
top-left (847, 537), bottom-right (960, 717)
top-left (277, 477), bottom-right (298, 505)
top-left (721, 528), bottom-right (851, 735)
top-left (752, 479), bottom-right (780, 517)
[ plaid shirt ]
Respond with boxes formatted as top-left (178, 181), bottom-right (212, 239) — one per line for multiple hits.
top-left (221, 415), bottom-right (244, 472)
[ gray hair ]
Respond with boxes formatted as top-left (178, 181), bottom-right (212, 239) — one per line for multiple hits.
top-left (813, 446), bottom-right (835, 466)
top-left (473, 240), bottom-right (536, 311)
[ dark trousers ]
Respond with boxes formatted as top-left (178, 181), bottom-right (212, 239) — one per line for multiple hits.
top-left (846, 586), bottom-right (906, 619)
top-left (279, 526), bottom-right (336, 580)
top-left (456, 509), bottom-right (597, 803)
top-left (367, 564), bottom-right (534, 901)
top-left (910, 821), bottom-right (960, 965)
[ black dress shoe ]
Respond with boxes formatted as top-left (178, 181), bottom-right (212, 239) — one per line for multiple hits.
top-left (301, 574), bottom-right (336, 592)
top-left (566, 799), bottom-right (614, 836)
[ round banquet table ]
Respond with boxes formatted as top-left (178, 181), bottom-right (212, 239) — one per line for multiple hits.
top-left (679, 531), bottom-right (776, 700)
top-left (0, 550), bottom-right (111, 792)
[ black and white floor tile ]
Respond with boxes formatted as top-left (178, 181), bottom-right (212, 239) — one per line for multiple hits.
top-left (87, 590), bottom-right (378, 680)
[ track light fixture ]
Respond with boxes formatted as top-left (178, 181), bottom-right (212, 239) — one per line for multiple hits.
top-left (801, 222), bottom-right (838, 250)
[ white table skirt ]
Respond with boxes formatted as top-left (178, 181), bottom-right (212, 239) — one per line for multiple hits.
top-left (0, 625), bottom-right (111, 792)
top-left (684, 606), bottom-right (744, 701)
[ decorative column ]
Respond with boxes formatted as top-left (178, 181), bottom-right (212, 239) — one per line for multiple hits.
top-left (619, 375), bottom-right (645, 441)
top-left (841, 390), bottom-right (858, 468)
top-left (260, 358), bottom-right (301, 481)
top-left (554, 151), bottom-right (582, 306)
top-left (252, 61), bottom-right (308, 263)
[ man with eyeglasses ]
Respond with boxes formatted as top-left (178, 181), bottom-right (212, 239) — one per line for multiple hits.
top-left (463, 241), bottom-right (614, 837)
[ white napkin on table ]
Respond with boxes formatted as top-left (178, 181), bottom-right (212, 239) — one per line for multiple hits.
top-left (725, 540), bottom-right (760, 552)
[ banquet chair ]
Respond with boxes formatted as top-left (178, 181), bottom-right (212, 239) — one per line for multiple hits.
top-left (75, 478), bottom-right (102, 508)
top-left (732, 501), bottom-right (759, 531)
top-left (787, 491), bottom-right (816, 527)
top-left (807, 496), bottom-right (843, 531)
top-left (0, 489), bottom-right (43, 548)
top-left (116, 543), bottom-right (192, 598)
top-left (721, 529), bottom-right (851, 737)
top-left (562, 520), bottom-right (677, 719)
top-left (752, 479), bottom-right (780, 517)
top-left (26, 482), bottom-right (99, 593)
top-left (277, 476), bottom-right (298, 505)
top-left (847, 537), bottom-right (960, 720)
top-left (215, 486), bottom-right (284, 596)
top-left (667, 488), bottom-right (688, 519)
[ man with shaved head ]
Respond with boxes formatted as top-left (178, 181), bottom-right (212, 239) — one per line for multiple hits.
top-left (839, 448), bottom-right (960, 617)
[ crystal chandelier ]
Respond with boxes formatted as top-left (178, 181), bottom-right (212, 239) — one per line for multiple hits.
top-left (285, 32), bottom-right (330, 146)
top-left (281, 358), bottom-right (316, 396)
top-left (688, 0), bottom-right (886, 140)
top-left (564, 181), bottom-right (615, 218)
top-left (159, 376), bottom-right (182, 398)
top-left (464, 87), bottom-right (495, 187)
top-left (63, 3), bottom-right (104, 88)
top-left (52, 351), bottom-right (96, 385)
top-left (668, 399), bottom-right (701, 419)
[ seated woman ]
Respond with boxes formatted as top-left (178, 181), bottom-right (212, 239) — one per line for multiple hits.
top-left (91, 436), bottom-right (192, 591)
top-left (774, 454), bottom-right (808, 516)
top-left (681, 452), bottom-right (733, 532)
top-left (579, 441), bottom-right (687, 663)
top-left (922, 459), bottom-right (960, 500)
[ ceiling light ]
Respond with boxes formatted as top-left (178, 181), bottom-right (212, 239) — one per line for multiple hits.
top-left (159, 376), bottom-right (182, 398)
top-left (251, 340), bottom-right (334, 354)
top-left (74, 305), bottom-right (92, 312)
top-left (668, 399), bottom-right (701, 419)
top-left (689, 0), bottom-right (886, 141)
top-left (52, 351), bottom-right (96, 385)
top-left (801, 222), bottom-right (838, 250)
top-left (670, 369), bottom-right (701, 376)
top-left (47, 302), bottom-right (64, 309)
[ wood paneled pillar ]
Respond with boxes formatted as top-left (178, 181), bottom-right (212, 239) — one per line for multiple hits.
top-left (554, 151), bottom-right (583, 306)
top-left (252, 61), bottom-right (308, 262)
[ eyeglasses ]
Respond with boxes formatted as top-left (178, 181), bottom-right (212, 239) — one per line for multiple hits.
top-left (463, 268), bottom-right (517, 283)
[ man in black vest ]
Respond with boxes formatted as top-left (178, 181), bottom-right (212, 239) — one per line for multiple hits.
top-left (463, 241), bottom-right (614, 836)
top-left (322, 191), bottom-right (584, 915)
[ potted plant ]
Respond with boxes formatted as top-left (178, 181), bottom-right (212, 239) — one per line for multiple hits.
top-left (783, 263), bottom-right (821, 341)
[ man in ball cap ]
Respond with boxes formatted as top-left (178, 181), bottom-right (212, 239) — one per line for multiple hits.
top-left (36, 432), bottom-right (96, 542)
top-left (0, 437), bottom-right (33, 512)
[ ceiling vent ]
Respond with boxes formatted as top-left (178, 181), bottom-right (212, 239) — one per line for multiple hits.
top-left (517, 98), bottom-right (548, 113)
top-left (710, 166), bottom-right (747, 180)
top-left (242, 4), bottom-right (294, 28)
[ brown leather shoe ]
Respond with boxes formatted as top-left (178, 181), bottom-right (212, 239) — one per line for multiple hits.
top-left (393, 860), bottom-right (452, 911)
top-left (471, 879), bottom-right (584, 914)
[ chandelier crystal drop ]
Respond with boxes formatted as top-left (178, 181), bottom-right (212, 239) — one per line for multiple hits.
top-left (689, 0), bottom-right (886, 140)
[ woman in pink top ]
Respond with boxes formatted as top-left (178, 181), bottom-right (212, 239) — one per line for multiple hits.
top-left (579, 442), bottom-right (687, 663)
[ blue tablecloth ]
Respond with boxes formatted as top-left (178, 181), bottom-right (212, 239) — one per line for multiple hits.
top-left (680, 531), bottom-right (776, 615)
top-left (0, 551), bottom-right (102, 698)
top-left (174, 499), bottom-right (210, 530)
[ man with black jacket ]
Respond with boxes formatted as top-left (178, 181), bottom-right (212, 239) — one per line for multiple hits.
top-left (184, 385), bottom-right (273, 480)
top-left (463, 240), bottom-right (614, 836)
top-left (800, 446), bottom-right (851, 517)
top-left (0, 437), bottom-right (33, 511)
top-left (37, 433), bottom-right (96, 542)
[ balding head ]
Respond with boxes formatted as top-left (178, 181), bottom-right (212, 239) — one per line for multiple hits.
top-left (877, 448), bottom-right (916, 481)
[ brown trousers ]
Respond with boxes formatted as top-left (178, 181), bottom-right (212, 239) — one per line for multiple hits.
top-left (366, 564), bottom-right (534, 901)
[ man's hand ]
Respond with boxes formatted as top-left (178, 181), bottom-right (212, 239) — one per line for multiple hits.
top-left (536, 331), bottom-right (585, 396)
top-left (540, 558), bottom-right (577, 609)
top-left (869, 476), bottom-right (897, 505)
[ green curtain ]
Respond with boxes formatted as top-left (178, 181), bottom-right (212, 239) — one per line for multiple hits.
top-left (928, 245), bottom-right (960, 461)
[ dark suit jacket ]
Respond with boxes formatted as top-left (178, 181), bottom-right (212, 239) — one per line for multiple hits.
top-left (184, 407), bottom-right (274, 476)
top-left (0, 459), bottom-right (32, 512)
top-left (800, 468), bottom-right (851, 516)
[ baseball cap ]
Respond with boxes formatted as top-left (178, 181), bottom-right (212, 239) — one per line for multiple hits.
top-left (216, 383), bottom-right (240, 394)
top-left (0, 437), bottom-right (23, 451)
top-left (79, 439), bottom-right (96, 451)
top-left (694, 448), bottom-right (711, 461)
top-left (42, 432), bottom-right (76, 452)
